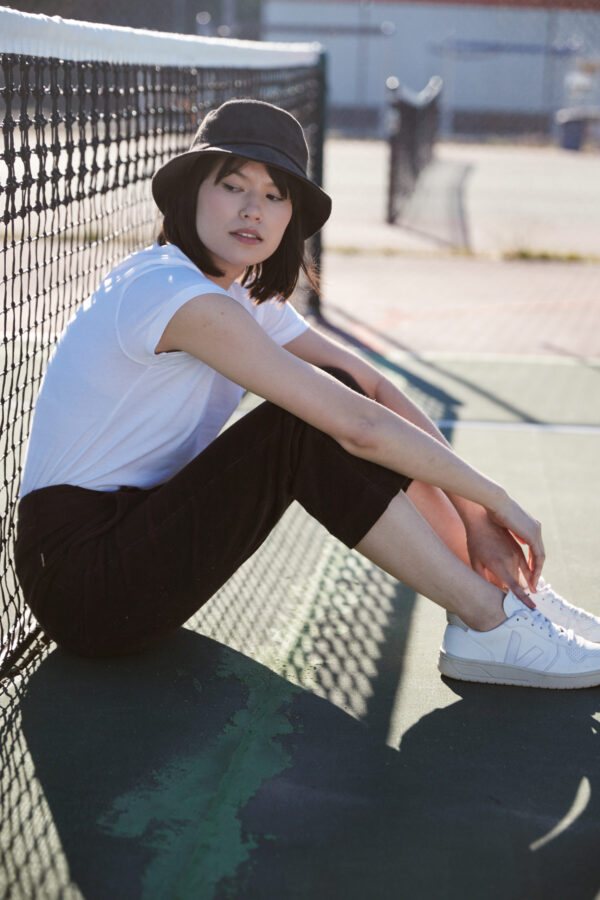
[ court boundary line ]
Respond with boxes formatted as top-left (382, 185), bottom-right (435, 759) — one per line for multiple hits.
top-left (436, 419), bottom-right (600, 435)
top-left (391, 351), bottom-right (600, 367)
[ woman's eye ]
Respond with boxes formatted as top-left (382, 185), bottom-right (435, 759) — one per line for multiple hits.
top-left (222, 182), bottom-right (241, 192)
top-left (267, 193), bottom-right (284, 202)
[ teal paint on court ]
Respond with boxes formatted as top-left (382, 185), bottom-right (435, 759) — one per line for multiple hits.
top-left (96, 655), bottom-right (302, 900)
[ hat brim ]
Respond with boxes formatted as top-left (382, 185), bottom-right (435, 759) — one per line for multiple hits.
top-left (152, 145), bottom-right (331, 240)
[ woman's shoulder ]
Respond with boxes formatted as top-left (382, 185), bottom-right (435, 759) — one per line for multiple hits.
top-left (119, 243), bottom-right (207, 278)
top-left (106, 243), bottom-right (220, 300)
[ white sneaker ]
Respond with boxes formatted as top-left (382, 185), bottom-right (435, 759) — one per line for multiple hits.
top-left (529, 577), bottom-right (600, 643)
top-left (439, 591), bottom-right (600, 689)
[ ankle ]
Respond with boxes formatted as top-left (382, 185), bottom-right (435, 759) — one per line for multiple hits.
top-left (456, 592), bottom-right (507, 633)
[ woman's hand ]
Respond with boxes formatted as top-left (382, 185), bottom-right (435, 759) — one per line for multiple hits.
top-left (463, 506), bottom-right (540, 607)
top-left (481, 490), bottom-right (545, 599)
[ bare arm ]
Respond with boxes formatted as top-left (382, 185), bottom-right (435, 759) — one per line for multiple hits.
top-left (286, 325), bottom-right (543, 590)
top-left (157, 295), bottom-right (544, 579)
top-left (285, 325), bottom-right (449, 435)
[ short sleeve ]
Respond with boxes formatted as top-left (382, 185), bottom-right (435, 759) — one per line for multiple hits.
top-left (251, 296), bottom-right (309, 346)
top-left (116, 261), bottom-right (229, 364)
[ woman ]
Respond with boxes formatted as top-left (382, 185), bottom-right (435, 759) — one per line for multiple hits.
top-left (15, 99), bottom-right (600, 688)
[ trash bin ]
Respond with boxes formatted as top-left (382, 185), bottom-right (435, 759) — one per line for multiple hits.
top-left (560, 118), bottom-right (585, 151)
top-left (555, 108), bottom-right (587, 151)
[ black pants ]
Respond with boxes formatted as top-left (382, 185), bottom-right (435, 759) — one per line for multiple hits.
top-left (15, 369), bottom-right (411, 658)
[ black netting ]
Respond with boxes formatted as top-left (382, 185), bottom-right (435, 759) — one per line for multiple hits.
top-left (0, 52), bottom-right (326, 679)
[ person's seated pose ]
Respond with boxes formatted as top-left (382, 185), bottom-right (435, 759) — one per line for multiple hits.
top-left (15, 99), bottom-right (600, 689)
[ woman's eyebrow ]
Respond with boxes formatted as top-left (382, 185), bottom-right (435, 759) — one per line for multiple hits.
top-left (227, 169), bottom-right (279, 189)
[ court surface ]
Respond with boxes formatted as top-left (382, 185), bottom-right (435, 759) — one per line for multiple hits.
top-left (2, 140), bottom-right (600, 900)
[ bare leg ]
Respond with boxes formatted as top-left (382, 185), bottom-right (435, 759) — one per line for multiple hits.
top-left (356, 490), bottom-right (506, 632)
top-left (406, 481), bottom-right (470, 565)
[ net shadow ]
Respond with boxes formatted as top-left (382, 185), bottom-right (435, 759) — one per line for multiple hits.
top-left (1, 494), bottom-right (419, 897)
top-left (187, 501), bottom-right (417, 736)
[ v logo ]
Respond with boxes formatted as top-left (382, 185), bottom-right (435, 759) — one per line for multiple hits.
top-left (505, 631), bottom-right (544, 668)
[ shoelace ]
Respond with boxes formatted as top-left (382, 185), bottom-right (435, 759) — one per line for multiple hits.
top-left (537, 582), bottom-right (589, 621)
top-left (516, 606), bottom-right (581, 646)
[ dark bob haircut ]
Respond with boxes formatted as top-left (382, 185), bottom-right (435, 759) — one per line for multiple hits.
top-left (157, 154), bottom-right (319, 303)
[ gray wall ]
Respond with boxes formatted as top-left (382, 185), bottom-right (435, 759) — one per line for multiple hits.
top-left (263, 1), bottom-right (600, 134)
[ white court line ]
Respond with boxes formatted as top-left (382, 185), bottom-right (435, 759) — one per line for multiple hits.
top-left (530, 776), bottom-right (591, 852)
top-left (392, 351), bottom-right (600, 367)
top-left (436, 419), bottom-right (600, 435)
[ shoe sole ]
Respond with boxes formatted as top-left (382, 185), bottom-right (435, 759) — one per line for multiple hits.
top-left (438, 651), bottom-right (600, 689)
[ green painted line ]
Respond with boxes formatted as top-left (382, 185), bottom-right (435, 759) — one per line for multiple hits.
top-left (97, 655), bottom-right (302, 900)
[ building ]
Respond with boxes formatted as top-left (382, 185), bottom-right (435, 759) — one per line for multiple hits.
top-left (261, 0), bottom-right (600, 135)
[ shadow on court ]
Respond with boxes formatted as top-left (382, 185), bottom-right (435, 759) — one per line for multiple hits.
top-left (21, 628), bottom-right (600, 900)
top-left (316, 311), bottom-right (463, 428)
top-left (319, 308), bottom-right (550, 427)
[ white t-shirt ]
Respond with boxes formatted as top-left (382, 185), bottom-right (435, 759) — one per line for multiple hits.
top-left (20, 243), bottom-right (308, 496)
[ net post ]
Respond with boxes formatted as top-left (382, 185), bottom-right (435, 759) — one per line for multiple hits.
top-left (306, 49), bottom-right (327, 319)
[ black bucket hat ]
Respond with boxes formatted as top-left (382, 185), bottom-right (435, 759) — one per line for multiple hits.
top-left (152, 98), bottom-right (332, 239)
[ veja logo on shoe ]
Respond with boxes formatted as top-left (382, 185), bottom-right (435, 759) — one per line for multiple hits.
top-left (504, 631), bottom-right (544, 668)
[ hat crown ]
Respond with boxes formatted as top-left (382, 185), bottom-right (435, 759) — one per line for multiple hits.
top-left (192, 99), bottom-right (309, 176)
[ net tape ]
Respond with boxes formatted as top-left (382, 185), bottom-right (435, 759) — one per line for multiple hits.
top-left (0, 50), bottom-right (325, 679)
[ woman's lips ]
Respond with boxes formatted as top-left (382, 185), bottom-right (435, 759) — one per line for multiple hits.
top-left (230, 230), bottom-right (262, 244)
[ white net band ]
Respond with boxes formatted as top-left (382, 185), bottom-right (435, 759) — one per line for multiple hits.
top-left (0, 7), bottom-right (322, 68)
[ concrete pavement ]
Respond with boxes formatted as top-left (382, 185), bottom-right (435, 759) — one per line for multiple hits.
top-left (319, 138), bottom-right (600, 359)
top-left (322, 138), bottom-right (600, 259)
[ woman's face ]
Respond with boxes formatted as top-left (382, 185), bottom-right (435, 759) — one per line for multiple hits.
top-left (195, 158), bottom-right (293, 288)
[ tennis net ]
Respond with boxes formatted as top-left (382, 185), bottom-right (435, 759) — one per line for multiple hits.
top-left (0, 7), bottom-right (326, 679)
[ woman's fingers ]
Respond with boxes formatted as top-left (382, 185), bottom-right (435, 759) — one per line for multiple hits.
top-left (469, 539), bottom-right (534, 607)
top-left (476, 553), bottom-right (534, 607)
top-left (529, 543), bottom-right (546, 589)
top-left (472, 558), bottom-right (487, 580)
top-left (513, 527), bottom-right (545, 591)
top-left (507, 532), bottom-right (544, 593)
top-left (477, 497), bottom-right (546, 605)
top-left (488, 499), bottom-right (545, 589)
top-left (505, 574), bottom-right (536, 608)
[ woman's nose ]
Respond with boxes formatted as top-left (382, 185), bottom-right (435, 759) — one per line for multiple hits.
top-left (241, 195), bottom-right (262, 220)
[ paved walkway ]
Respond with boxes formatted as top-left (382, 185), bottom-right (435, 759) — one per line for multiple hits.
top-left (320, 139), bottom-right (600, 361)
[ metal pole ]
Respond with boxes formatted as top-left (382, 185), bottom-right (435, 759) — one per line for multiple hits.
top-left (541, 7), bottom-right (558, 132)
top-left (356, 2), bottom-right (370, 114)
top-left (222, 0), bottom-right (237, 37)
top-left (174, 0), bottom-right (187, 33)
top-left (307, 51), bottom-right (328, 317)
top-left (440, 44), bottom-right (455, 137)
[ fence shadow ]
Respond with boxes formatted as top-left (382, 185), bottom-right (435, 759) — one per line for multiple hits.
top-left (19, 629), bottom-right (600, 900)
top-left (318, 305), bottom-right (547, 426)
